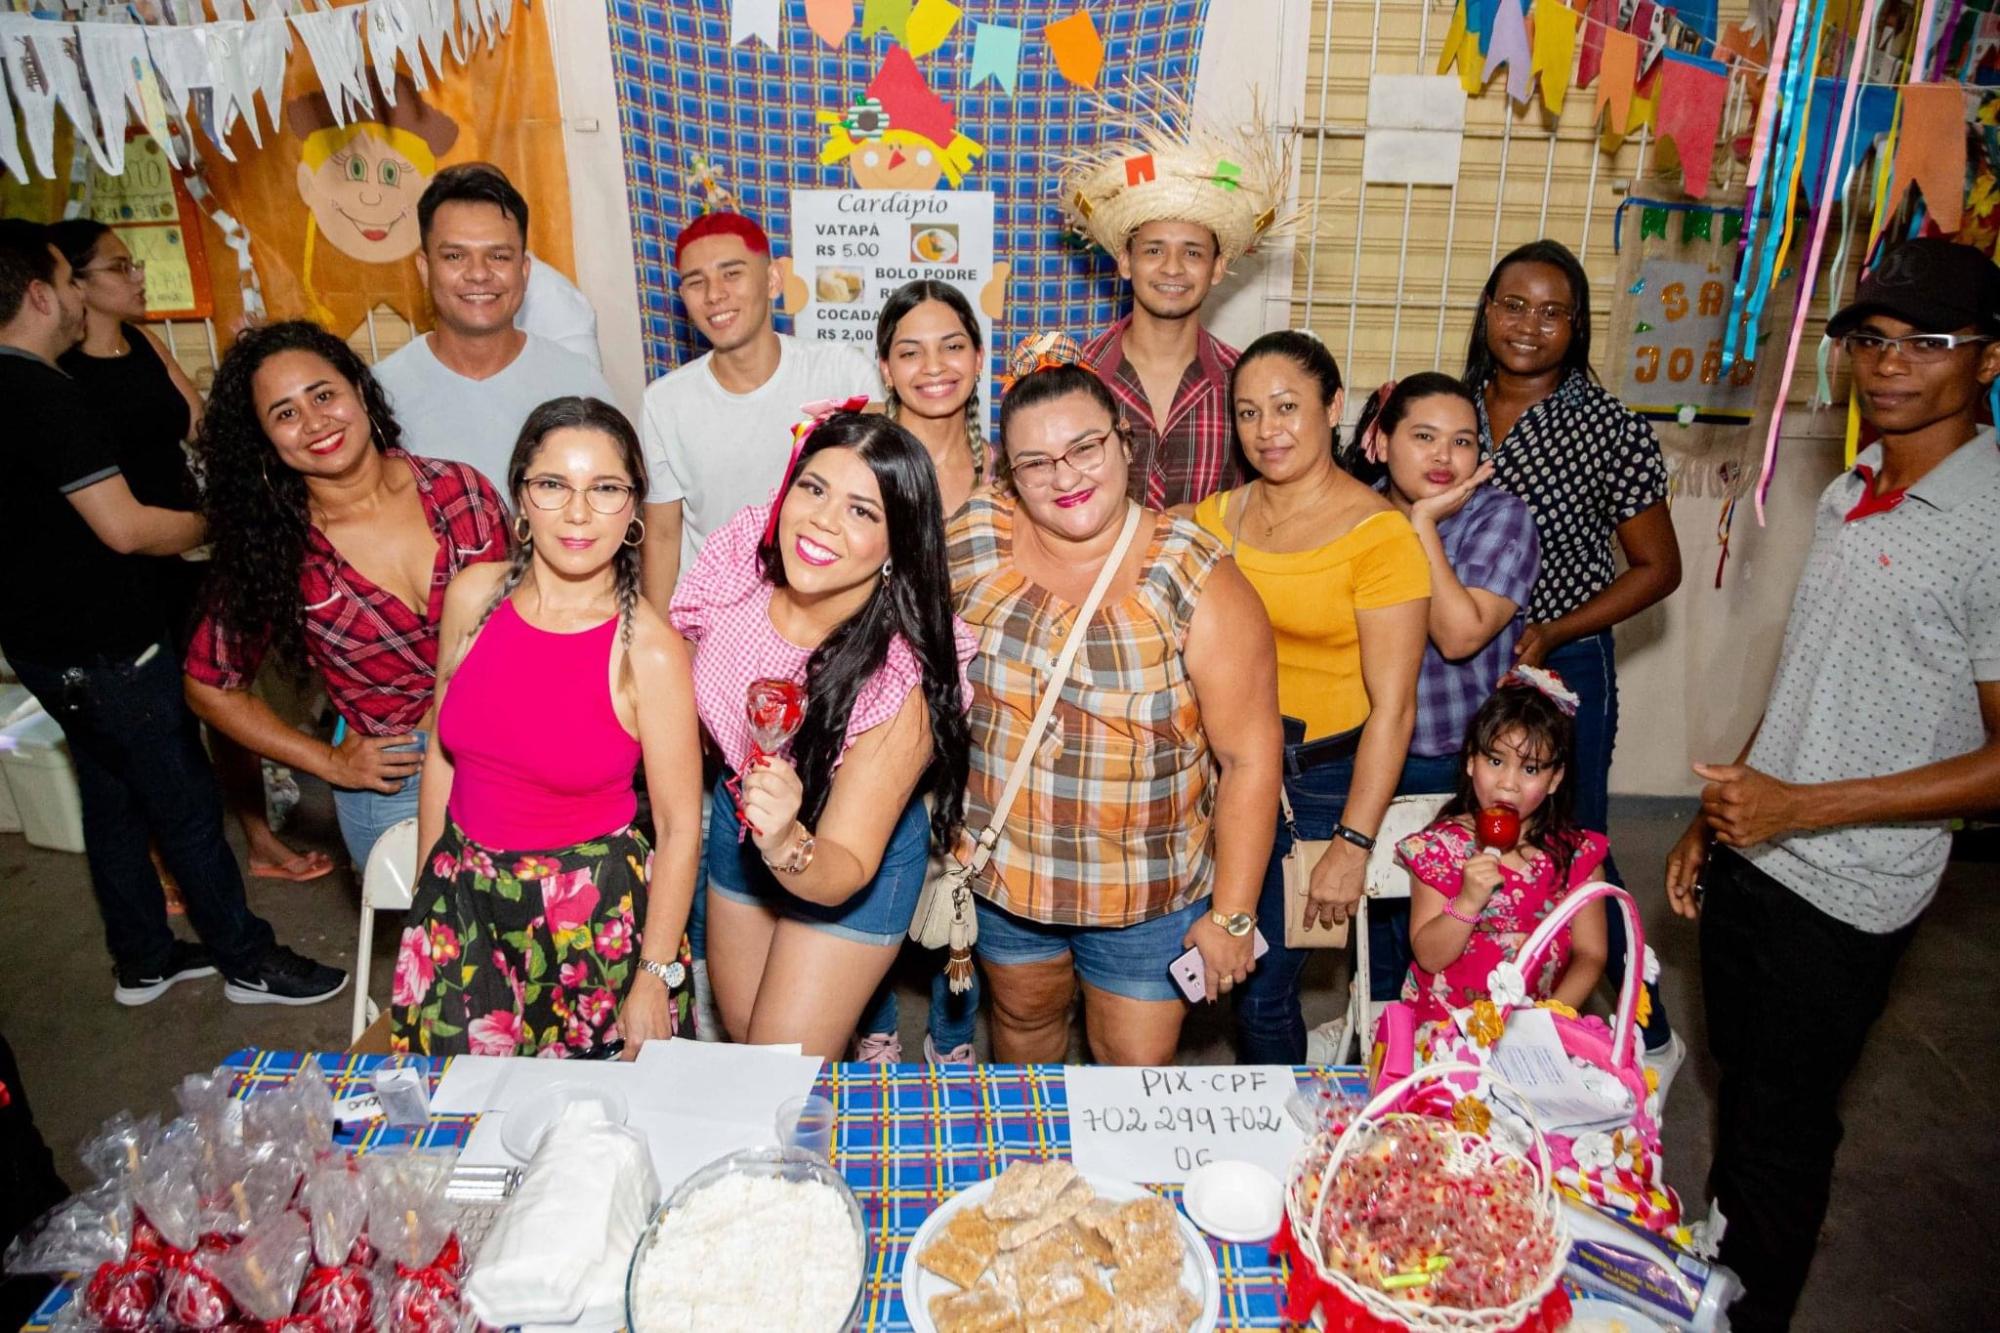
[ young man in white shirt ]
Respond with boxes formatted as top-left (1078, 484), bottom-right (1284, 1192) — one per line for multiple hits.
top-left (637, 211), bottom-right (876, 607)
top-left (374, 166), bottom-right (614, 490)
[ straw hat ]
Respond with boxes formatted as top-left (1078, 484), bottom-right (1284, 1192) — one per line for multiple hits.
top-left (1055, 82), bottom-right (1295, 265)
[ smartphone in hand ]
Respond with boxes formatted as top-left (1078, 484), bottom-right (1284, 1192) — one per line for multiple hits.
top-left (1169, 929), bottom-right (1270, 1003)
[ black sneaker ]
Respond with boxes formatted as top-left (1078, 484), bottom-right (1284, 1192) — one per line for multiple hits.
top-left (224, 945), bottom-right (349, 1007)
top-left (114, 941), bottom-right (218, 1006)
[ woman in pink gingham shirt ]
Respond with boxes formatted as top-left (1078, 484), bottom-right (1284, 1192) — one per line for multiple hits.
top-left (670, 412), bottom-right (974, 1059)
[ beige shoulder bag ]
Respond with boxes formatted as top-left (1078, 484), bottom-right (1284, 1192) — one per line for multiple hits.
top-left (912, 503), bottom-right (1145, 992)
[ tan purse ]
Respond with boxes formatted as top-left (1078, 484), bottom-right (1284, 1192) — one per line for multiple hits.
top-left (911, 504), bottom-right (1145, 992)
top-left (1281, 786), bottom-right (1350, 948)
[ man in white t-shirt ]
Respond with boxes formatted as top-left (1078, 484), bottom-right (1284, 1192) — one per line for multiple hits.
top-left (374, 165), bottom-right (614, 490)
top-left (638, 211), bottom-right (876, 606)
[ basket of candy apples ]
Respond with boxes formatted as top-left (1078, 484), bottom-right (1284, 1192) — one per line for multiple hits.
top-left (1275, 1064), bottom-right (1572, 1333)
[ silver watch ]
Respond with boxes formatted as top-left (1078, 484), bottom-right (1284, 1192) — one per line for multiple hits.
top-left (637, 957), bottom-right (686, 988)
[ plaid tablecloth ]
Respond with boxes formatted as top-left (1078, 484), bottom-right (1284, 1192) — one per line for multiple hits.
top-left (24, 1049), bottom-right (1369, 1332)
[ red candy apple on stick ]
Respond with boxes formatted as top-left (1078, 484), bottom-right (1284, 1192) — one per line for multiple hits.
top-left (1476, 803), bottom-right (1521, 857)
top-left (727, 678), bottom-right (806, 836)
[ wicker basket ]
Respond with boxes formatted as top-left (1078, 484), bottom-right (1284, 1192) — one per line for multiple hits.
top-left (1279, 1063), bottom-right (1571, 1332)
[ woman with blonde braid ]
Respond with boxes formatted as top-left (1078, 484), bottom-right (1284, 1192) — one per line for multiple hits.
top-left (392, 397), bottom-right (704, 1058)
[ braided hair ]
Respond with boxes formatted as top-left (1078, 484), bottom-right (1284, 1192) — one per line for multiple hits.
top-left (876, 279), bottom-right (987, 475)
top-left (479, 397), bottom-right (647, 647)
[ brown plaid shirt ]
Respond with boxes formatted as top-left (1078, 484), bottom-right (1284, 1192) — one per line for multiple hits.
top-left (1082, 316), bottom-right (1242, 510)
top-left (948, 495), bottom-right (1225, 927)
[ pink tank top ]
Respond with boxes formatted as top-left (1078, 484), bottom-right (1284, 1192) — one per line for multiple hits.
top-left (439, 600), bottom-right (641, 849)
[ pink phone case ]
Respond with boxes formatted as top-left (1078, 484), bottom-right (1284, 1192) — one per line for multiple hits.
top-left (1169, 929), bottom-right (1270, 1002)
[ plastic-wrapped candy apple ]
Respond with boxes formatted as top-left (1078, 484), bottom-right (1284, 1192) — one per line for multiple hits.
top-left (744, 678), bottom-right (806, 758)
top-left (1475, 804), bottom-right (1521, 856)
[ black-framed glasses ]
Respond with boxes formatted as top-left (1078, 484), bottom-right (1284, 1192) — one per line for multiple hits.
top-left (1841, 331), bottom-right (1994, 363)
top-left (78, 259), bottom-right (145, 278)
top-left (1488, 294), bottom-right (1576, 328)
top-left (522, 477), bottom-right (636, 514)
top-left (1010, 433), bottom-right (1112, 489)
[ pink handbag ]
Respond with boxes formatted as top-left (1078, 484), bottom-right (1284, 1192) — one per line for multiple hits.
top-left (1371, 882), bottom-right (1685, 1238)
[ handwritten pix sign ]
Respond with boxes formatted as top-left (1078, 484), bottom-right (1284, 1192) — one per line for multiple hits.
top-left (1065, 1066), bottom-right (1304, 1184)
top-left (1621, 257), bottom-right (1758, 425)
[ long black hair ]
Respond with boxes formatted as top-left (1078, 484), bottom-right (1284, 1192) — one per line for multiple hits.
top-left (46, 218), bottom-right (112, 271)
top-left (758, 412), bottom-right (970, 852)
top-left (1462, 239), bottom-right (1596, 390)
top-left (476, 396), bottom-right (647, 648)
top-left (1341, 370), bottom-right (1478, 484)
top-left (876, 279), bottom-right (986, 474)
top-left (1438, 678), bottom-right (1584, 886)
top-left (194, 320), bottom-right (403, 674)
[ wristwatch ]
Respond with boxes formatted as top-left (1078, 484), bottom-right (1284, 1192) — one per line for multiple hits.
top-left (761, 825), bottom-right (817, 875)
top-left (1209, 910), bottom-right (1256, 937)
top-left (1333, 823), bottom-right (1377, 852)
top-left (637, 957), bottom-right (687, 988)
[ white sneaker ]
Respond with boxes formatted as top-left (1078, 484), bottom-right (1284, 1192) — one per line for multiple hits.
top-left (924, 1033), bottom-right (975, 1065)
top-left (1305, 1017), bottom-right (1351, 1066)
top-left (853, 1032), bottom-right (902, 1064)
top-left (691, 958), bottom-right (722, 1042)
top-left (1642, 1031), bottom-right (1687, 1105)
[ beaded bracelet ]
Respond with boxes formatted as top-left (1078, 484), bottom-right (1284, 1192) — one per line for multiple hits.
top-left (1442, 898), bottom-right (1482, 925)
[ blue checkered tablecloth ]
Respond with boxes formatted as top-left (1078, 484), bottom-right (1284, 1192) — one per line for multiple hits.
top-left (23, 1049), bottom-right (1364, 1332)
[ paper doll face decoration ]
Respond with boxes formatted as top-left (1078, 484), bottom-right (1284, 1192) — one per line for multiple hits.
top-left (286, 73), bottom-right (460, 264)
top-left (819, 45), bottom-right (983, 191)
top-left (1055, 81), bottom-right (1295, 266)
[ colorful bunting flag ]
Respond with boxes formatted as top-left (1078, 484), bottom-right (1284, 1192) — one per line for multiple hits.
top-left (1577, 0), bottom-right (1618, 89)
top-left (1530, 0), bottom-right (1580, 115)
top-left (805, 0), bottom-right (856, 49)
top-left (1657, 51), bottom-right (1730, 198)
top-left (968, 21), bottom-right (1022, 93)
top-left (1682, 209), bottom-right (1714, 242)
top-left (1883, 83), bottom-right (1970, 232)
top-left (1799, 79), bottom-right (1898, 207)
top-left (1595, 28), bottom-right (1640, 135)
top-left (1440, 0), bottom-right (1488, 95)
top-left (860, 0), bottom-right (912, 43)
top-left (905, 0), bottom-right (962, 57)
top-left (1640, 206), bottom-right (1669, 239)
top-left (729, 0), bottom-right (782, 49)
top-left (1482, 0), bottom-right (1533, 103)
top-left (1044, 9), bottom-right (1104, 91)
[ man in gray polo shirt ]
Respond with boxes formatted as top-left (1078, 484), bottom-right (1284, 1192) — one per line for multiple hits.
top-left (1666, 238), bottom-right (2000, 1331)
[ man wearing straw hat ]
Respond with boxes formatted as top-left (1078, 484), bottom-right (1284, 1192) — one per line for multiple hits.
top-left (1060, 91), bottom-right (1292, 510)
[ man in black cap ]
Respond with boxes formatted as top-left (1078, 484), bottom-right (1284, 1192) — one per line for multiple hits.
top-left (1665, 237), bottom-right (2000, 1329)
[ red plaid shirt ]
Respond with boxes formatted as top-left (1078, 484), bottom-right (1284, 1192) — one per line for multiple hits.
top-left (185, 451), bottom-right (508, 735)
top-left (1082, 315), bottom-right (1241, 510)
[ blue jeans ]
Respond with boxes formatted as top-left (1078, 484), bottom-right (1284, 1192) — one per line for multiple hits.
top-left (330, 731), bottom-right (425, 868)
top-left (860, 961), bottom-right (980, 1052)
top-left (1544, 630), bottom-right (1670, 1049)
top-left (973, 893), bottom-right (1209, 1002)
top-left (1364, 749), bottom-right (1464, 1002)
top-left (12, 648), bottom-right (275, 977)
top-left (1235, 722), bottom-right (1357, 1064)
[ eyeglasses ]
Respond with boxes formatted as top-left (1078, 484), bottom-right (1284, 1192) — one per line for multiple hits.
top-left (522, 477), bottom-right (636, 514)
top-left (1488, 294), bottom-right (1576, 328)
top-left (1841, 331), bottom-right (1995, 362)
top-left (1010, 433), bottom-right (1111, 489)
top-left (77, 259), bottom-right (145, 278)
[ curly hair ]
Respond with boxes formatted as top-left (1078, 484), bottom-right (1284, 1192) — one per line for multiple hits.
top-left (193, 320), bottom-right (403, 674)
top-left (757, 412), bottom-right (970, 853)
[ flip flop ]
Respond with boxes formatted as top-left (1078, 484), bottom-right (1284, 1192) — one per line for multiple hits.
top-left (249, 852), bottom-right (337, 883)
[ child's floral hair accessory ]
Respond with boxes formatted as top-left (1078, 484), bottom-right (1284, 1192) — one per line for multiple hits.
top-left (1500, 664), bottom-right (1579, 716)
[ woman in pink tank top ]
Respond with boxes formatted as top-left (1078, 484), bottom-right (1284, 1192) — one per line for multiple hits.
top-left (389, 398), bottom-right (704, 1059)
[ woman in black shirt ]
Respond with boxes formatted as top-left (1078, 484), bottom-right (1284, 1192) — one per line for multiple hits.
top-left (49, 221), bottom-right (333, 885)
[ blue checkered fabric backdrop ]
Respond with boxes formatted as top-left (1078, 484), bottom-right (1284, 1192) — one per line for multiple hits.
top-left (607, 0), bottom-right (1212, 381)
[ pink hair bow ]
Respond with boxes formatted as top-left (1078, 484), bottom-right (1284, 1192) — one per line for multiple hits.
top-left (761, 395), bottom-right (872, 547)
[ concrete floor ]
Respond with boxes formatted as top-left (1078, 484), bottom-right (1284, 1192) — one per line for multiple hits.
top-left (1, 784), bottom-right (1994, 1329)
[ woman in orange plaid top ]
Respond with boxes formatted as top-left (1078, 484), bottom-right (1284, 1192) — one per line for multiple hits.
top-left (947, 357), bottom-right (1282, 1065)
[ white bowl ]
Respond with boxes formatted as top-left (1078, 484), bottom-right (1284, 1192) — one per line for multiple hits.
top-left (1183, 1159), bottom-right (1284, 1244)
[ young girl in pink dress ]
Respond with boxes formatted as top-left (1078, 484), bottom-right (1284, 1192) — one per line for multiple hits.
top-left (1397, 668), bottom-right (1609, 1026)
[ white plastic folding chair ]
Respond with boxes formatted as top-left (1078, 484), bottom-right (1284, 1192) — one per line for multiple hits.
top-left (350, 816), bottom-right (420, 1043)
top-left (1340, 793), bottom-right (1452, 1063)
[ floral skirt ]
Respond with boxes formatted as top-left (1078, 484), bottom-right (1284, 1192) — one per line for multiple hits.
top-left (389, 820), bottom-right (692, 1058)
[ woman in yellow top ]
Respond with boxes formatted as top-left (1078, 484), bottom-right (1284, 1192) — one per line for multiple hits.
top-left (1190, 331), bottom-right (1430, 1063)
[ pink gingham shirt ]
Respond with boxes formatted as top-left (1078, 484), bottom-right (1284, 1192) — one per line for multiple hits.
top-left (668, 503), bottom-right (974, 776)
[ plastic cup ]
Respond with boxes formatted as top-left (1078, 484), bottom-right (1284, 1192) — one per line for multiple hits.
top-left (775, 1094), bottom-right (836, 1161)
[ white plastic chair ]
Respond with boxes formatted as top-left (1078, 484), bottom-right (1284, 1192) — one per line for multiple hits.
top-left (1341, 793), bottom-right (1452, 1062)
top-left (350, 817), bottom-right (420, 1042)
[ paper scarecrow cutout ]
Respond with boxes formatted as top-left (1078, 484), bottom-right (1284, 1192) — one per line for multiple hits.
top-left (818, 45), bottom-right (982, 190)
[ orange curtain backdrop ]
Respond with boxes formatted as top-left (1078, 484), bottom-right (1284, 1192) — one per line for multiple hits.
top-left (195, 1), bottom-right (574, 344)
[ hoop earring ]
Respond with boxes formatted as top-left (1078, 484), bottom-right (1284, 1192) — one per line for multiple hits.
top-left (513, 514), bottom-right (531, 545)
top-left (880, 557), bottom-right (894, 579)
top-left (625, 518), bottom-right (647, 547)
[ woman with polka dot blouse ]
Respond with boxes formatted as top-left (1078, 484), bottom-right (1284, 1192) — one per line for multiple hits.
top-left (1464, 240), bottom-right (1685, 1078)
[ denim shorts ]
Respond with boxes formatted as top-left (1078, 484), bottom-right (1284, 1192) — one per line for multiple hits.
top-left (973, 894), bottom-right (1209, 1003)
top-left (704, 773), bottom-right (930, 947)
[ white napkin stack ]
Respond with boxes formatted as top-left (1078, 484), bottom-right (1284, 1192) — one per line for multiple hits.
top-left (465, 1099), bottom-right (659, 1328)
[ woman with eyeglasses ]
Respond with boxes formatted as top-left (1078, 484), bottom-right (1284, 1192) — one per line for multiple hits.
top-left (1466, 239), bottom-right (1684, 1081)
top-left (393, 396), bottom-right (702, 1057)
top-left (949, 345), bottom-right (1281, 1065)
top-left (184, 322), bottom-right (510, 870)
top-left (47, 223), bottom-right (333, 886)
top-left (1191, 331), bottom-right (1432, 1064)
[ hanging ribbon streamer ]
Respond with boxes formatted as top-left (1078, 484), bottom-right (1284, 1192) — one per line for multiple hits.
top-left (1755, 0), bottom-right (1887, 524)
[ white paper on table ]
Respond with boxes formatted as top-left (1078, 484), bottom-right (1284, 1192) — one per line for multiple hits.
top-left (431, 1054), bottom-right (512, 1113)
top-left (630, 1040), bottom-right (823, 1124)
top-left (1064, 1066), bottom-right (1304, 1185)
top-left (1485, 1008), bottom-right (1635, 1135)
